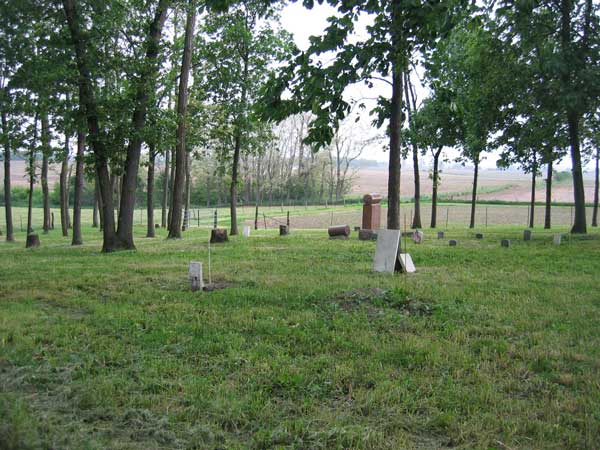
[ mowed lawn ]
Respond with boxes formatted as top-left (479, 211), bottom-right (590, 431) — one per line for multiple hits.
top-left (0, 222), bottom-right (599, 449)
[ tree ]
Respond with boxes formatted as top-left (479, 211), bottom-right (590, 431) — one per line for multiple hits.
top-left (168, 0), bottom-right (196, 239)
top-left (261, 0), bottom-right (466, 229)
top-left (62, 0), bottom-right (171, 251)
top-left (197, 0), bottom-right (293, 235)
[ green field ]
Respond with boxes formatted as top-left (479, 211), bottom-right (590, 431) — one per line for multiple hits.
top-left (1, 215), bottom-right (599, 449)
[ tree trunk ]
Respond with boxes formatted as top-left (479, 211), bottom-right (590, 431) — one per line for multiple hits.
top-left (27, 117), bottom-right (38, 234)
top-left (529, 164), bottom-right (536, 229)
top-left (387, 70), bottom-right (402, 230)
top-left (2, 111), bottom-right (14, 241)
top-left (72, 131), bottom-right (85, 245)
top-left (62, 0), bottom-right (118, 252)
top-left (161, 145), bottom-right (169, 228)
top-left (183, 152), bottom-right (191, 230)
top-left (544, 161), bottom-right (552, 229)
top-left (96, 175), bottom-right (104, 231)
top-left (168, 0), bottom-right (196, 239)
top-left (147, 147), bottom-right (156, 237)
top-left (40, 114), bottom-right (51, 233)
top-left (60, 137), bottom-right (69, 237)
top-left (567, 113), bottom-right (586, 233)
top-left (403, 71), bottom-right (421, 229)
top-left (469, 158), bottom-right (479, 229)
top-left (230, 134), bottom-right (241, 236)
top-left (430, 147), bottom-right (442, 228)
top-left (115, 0), bottom-right (170, 249)
top-left (592, 147), bottom-right (598, 227)
top-left (92, 181), bottom-right (99, 228)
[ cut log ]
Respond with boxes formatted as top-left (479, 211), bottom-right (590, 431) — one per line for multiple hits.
top-left (328, 225), bottom-right (350, 239)
top-left (26, 233), bottom-right (40, 248)
top-left (210, 228), bottom-right (228, 243)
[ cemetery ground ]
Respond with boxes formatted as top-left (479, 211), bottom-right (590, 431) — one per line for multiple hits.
top-left (1, 210), bottom-right (599, 449)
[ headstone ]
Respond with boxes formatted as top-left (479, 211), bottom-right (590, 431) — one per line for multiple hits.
top-left (354, 226), bottom-right (361, 232)
top-left (328, 225), bottom-right (350, 239)
top-left (358, 229), bottom-right (378, 241)
top-left (188, 261), bottom-right (203, 292)
top-left (523, 230), bottom-right (532, 241)
top-left (26, 233), bottom-right (40, 249)
top-left (449, 239), bottom-right (457, 246)
top-left (437, 231), bottom-right (445, 239)
top-left (501, 239), bottom-right (511, 247)
top-left (243, 226), bottom-right (251, 237)
top-left (373, 229), bottom-right (401, 273)
top-left (397, 253), bottom-right (416, 273)
top-left (362, 193), bottom-right (382, 230)
top-left (401, 231), bottom-right (414, 237)
top-left (412, 230), bottom-right (423, 244)
top-left (553, 234), bottom-right (562, 245)
top-left (155, 223), bottom-right (160, 228)
top-left (210, 228), bottom-right (228, 243)
top-left (475, 233), bottom-right (483, 239)
top-left (279, 225), bottom-right (289, 236)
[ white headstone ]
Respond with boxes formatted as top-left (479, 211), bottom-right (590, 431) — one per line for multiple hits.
top-left (397, 253), bottom-right (416, 273)
top-left (188, 261), bottom-right (203, 292)
top-left (373, 229), bottom-right (401, 273)
top-left (553, 234), bottom-right (562, 245)
top-left (243, 226), bottom-right (251, 237)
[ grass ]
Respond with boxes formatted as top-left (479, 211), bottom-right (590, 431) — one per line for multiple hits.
top-left (1, 213), bottom-right (599, 449)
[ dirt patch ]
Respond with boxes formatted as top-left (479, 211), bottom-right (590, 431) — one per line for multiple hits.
top-left (332, 288), bottom-right (434, 317)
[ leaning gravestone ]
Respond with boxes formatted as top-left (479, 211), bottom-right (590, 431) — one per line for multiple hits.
top-left (373, 229), bottom-right (416, 273)
top-left (373, 229), bottom-right (401, 273)
top-left (524, 229), bottom-right (532, 241)
top-left (188, 261), bottom-right (204, 292)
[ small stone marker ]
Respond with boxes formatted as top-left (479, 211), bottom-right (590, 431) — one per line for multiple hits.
top-left (475, 233), bottom-right (483, 239)
top-left (25, 233), bottom-right (40, 248)
top-left (524, 230), bottom-right (532, 241)
top-left (397, 253), bottom-right (416, 273)
top-left (373, 229), bottom-right (401, 273)
top-left (437, 231), bottom-right (444, 239)
top-left (155, 223), bottom-right (160, 229)
top-left (188, 261), bottom-right (203, 292)
top-left (501, 239), bottom-right (511, 247)
top-left (279, 224), bottom-right (289, 236)
top-left (401, 231), bottom-right (414, 237)
top-left (358, 229), bottom-right (378, 241)
top-left (553, 234), bottom-right (562, 245)
top-left (328, 225), bottom-right (350, 239)
top-left (354, 226), bottom-right (361, 232)
top-left (210, 228), bottom-right (228, 243)
top-left (449, 239), bottom-right (457, 246)
top-left (412, 230), bottom-right (423, 244)
top-left (243, 226), bottom-right (250, 237)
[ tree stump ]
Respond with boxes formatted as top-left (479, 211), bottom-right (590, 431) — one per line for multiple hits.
top-left (328, 225), bottom-right (350, 239)
top-left (26, 233), bottom-right (40, 248)
top-left (210, 228), bottom-right (228, 243)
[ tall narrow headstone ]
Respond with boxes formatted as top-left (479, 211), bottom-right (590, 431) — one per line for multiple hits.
top-left (361, 193), bottom-right (382, 230)
top-left (243, 226), bottom-right (250, 237)
top-left (189, 261), bottom-right (203, 292)
top-left (524, 230), bottom-right (532, 241)
top-left (553, 234), bottom-right (562, 246)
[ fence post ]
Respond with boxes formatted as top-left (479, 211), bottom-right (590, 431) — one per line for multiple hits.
top-left (287, 211), bottom-right (290, 228)
top-left (485, 207), bottom-right (488, 228)
top-left (213, 209), bottom-right (217, 229)
top-left (445, 208), bottom-right (449, 228)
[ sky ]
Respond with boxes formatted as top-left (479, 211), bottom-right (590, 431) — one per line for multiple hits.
top-left (278, 3), bottom-right (585, 172)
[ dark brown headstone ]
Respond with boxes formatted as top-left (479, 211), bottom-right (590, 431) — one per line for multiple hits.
top-left (210, 228), bottom-right (228, 243)
top-left (361, 193), bottom-right (382, 230)
top-left (26, 233), bottom-right (40, 248)
top-left (328, 225), bottom-right (350, 239)
top-left (279, 225), bottom-right (289, 236)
